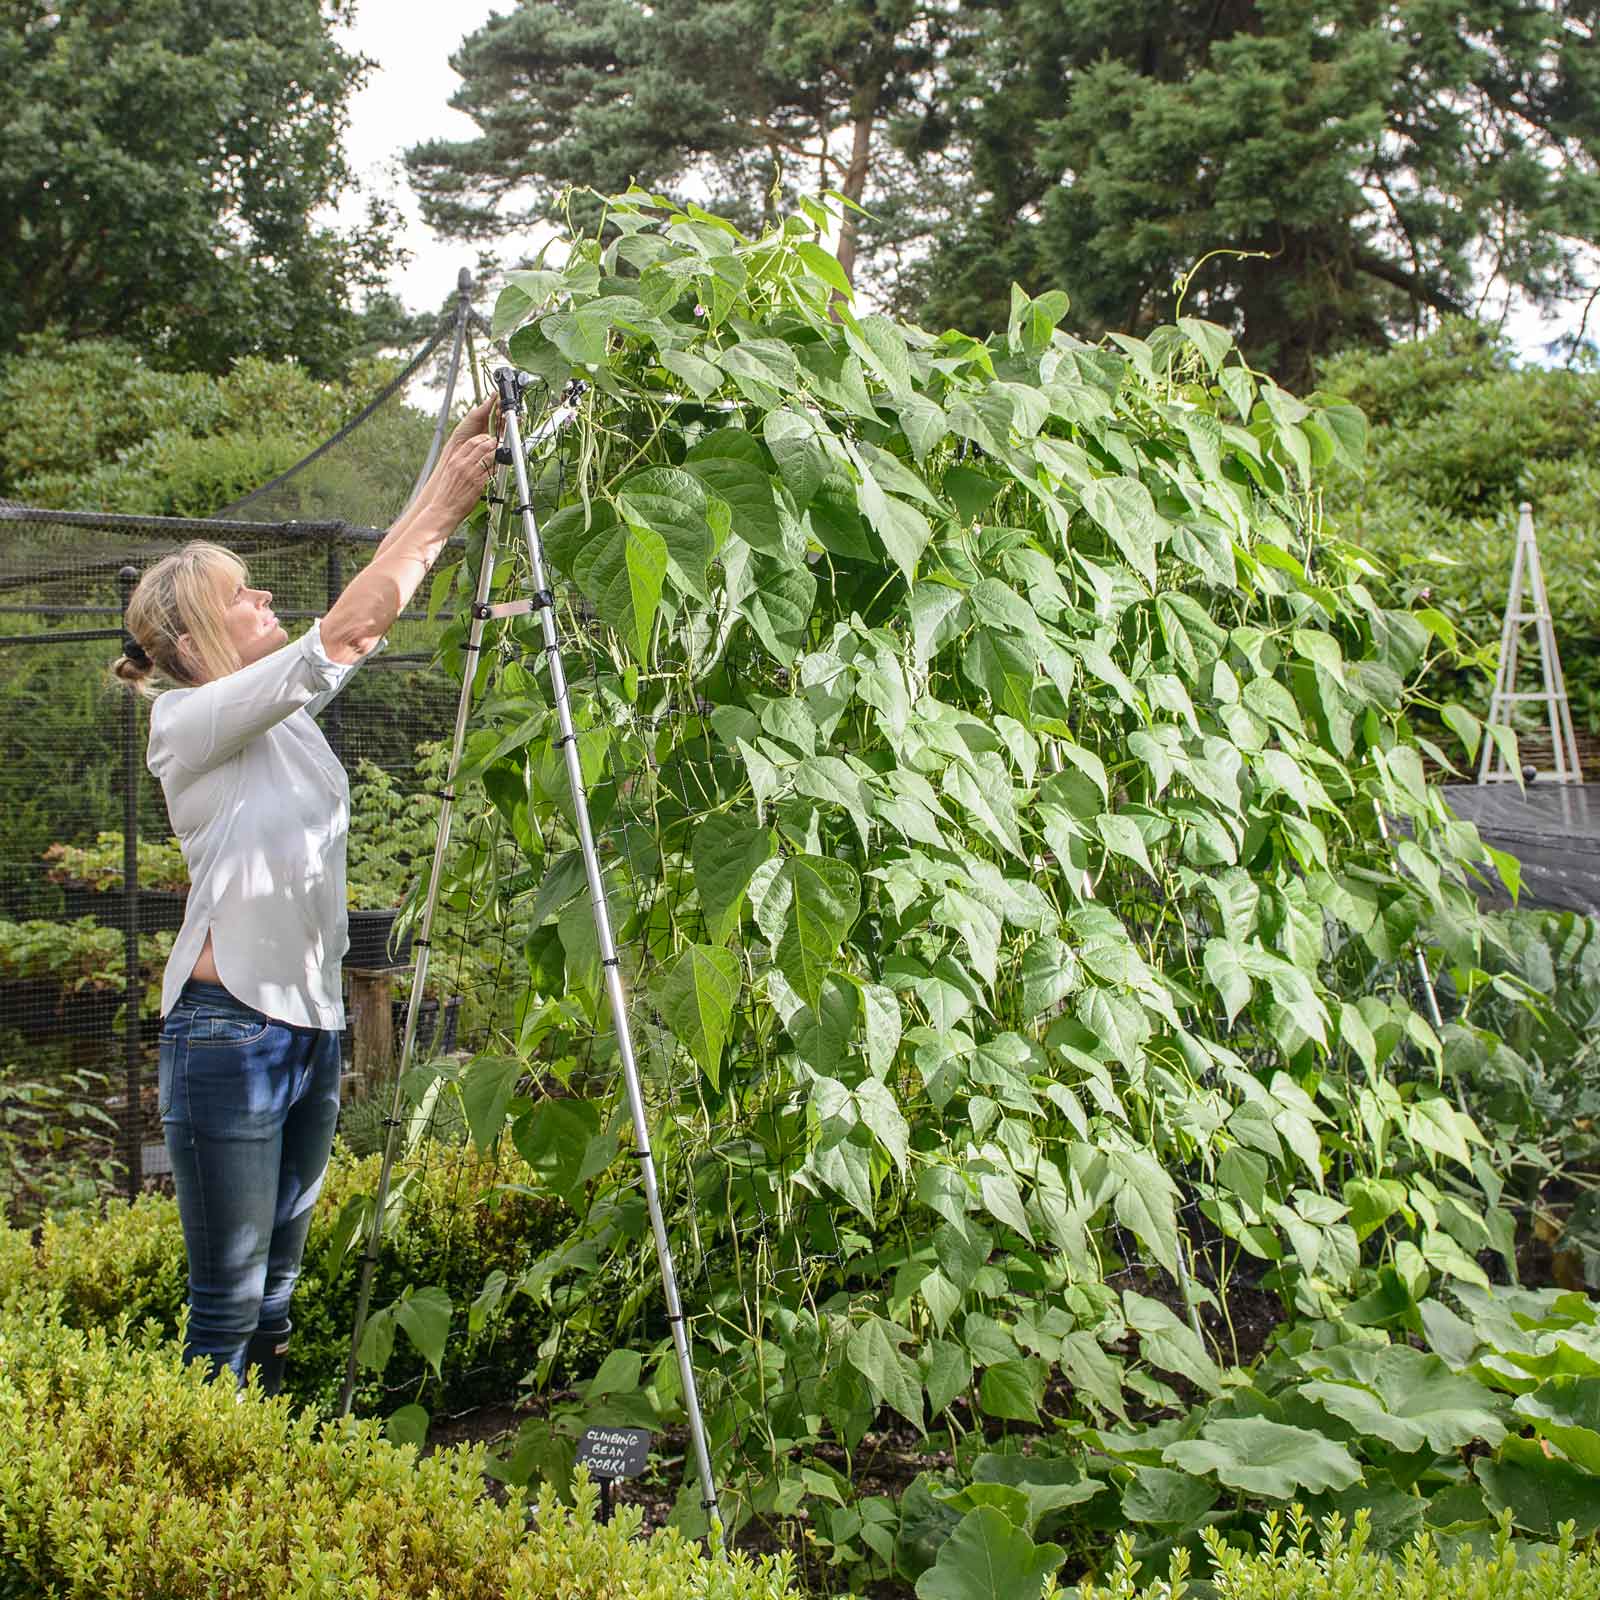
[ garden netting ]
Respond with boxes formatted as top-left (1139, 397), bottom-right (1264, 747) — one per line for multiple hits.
top-left (0, 291), bottom-right (521, 1211)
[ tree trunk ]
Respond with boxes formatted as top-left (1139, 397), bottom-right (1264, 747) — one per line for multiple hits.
top-left (834, 72), bottom-right (884, 286)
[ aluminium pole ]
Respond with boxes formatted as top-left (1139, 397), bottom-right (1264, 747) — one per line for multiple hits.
top-left (494, 366), bottom-right (724, 1539)
top-left (338, 388), bottom-right (579, 1418)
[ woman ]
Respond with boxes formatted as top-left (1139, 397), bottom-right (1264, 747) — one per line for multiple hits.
top-left (113, 396), bottom-right (500, 1396)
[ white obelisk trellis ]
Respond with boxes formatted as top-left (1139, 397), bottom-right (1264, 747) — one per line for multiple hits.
top-left (1478, 501), bottom-right (1584, 784)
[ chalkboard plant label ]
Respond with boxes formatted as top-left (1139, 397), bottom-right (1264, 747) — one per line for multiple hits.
top-left (576, 1425), bottom-right (652, 1483)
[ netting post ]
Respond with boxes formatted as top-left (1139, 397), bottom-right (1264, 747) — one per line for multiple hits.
top-left (337, 388), bottom-right (580, 1420)
top-left (497, 366), bottom-right (725, 1541)
top-left (324, 542), bottom-right (345, 765)
top-left (406, 275), bottom-right (473, 510)
top-left (118, 566), bottom-right (144, 1201)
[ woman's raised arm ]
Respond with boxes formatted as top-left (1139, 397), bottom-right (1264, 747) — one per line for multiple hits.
top-left (320, 402), bottom-right (500, 665)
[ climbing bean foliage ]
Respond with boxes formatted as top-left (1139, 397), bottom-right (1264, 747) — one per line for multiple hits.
top-left (376, 192), bottom-right (1552, 1580)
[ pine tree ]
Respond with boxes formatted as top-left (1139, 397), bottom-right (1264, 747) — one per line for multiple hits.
top-left (405, 0), bottom-right (944, 284)
top-left (906, 0), bottom-right (1600, 381)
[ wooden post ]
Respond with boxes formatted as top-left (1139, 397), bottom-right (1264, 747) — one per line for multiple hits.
top-left (346, 967), bottom-right (397, 1095)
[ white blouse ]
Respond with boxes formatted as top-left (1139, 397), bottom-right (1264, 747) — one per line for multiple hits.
top-left (148, 620), bottom-right (378, 1028)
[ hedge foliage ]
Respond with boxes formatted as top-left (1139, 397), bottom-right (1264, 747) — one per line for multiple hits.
top-left (0, 332), bottom-right (413, 517)
top-left (1074, 1509), bottom-right (1600, 1600)
top-left (0, 1302), bottom-right (797, 1600)
top-left (0, 1139), bottom-right (594, 1416)
top-left (1317, 321), bottom-right (1600, 732)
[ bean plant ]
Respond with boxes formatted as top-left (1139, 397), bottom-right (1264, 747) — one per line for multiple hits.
top-left (351, 190), bottom-right (1578, 1591)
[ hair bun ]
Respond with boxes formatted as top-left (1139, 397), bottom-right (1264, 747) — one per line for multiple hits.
top-left (121, 634), bottom-right (151, 667)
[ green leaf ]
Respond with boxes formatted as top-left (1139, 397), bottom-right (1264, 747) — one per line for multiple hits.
top-left (914, 1507), bottom-right (1063, 1600)
top-left (384, 1404), bottom-right (430, 1450)
top-left (979, 1359), bottom-right (1044, 1423)
top-left (856, 1078), bottom-right (910, 1176)
top-left (848, 1315), bottom-right (926, 1431)
top-left (923, 1340), bottom-right (974, 1416)
top-left (945, 754), bottom-right (1026, 860)
top-left (1121, 1464), bottom-right (1220, 1526)
top-left (774, 855), bottom-right (861, 1010)
top-left (1302, 1348), bottom-right (1505, 1454)
top-left (681, 450), bottom-right (788, 558)
top-left (1021, 936), bottom-right (1078, 1019)
top-left (1009, 284), bottom-right (1072, 355)
top-left (1080, 476), bottom-right (1164, 587)
top-left (856, 470), bottom-right (934, 583)
top-left (860, 982), bottom-right (903, 1077)
top-left (653, 944), bottom-right (740, 1088)
top-left (571, 512), bottom-right (667, 664)
top-left (763, 407), bottom-right (833, 506)
top-left (1475, 1436), bottom-right (1600, 1538)
top-left (796, 239), bottom-right (854, 299)
top-left (691, 813), bottom-right (774, 943)
top-left (617, 466), bottom-right (722, 598)
top-left (393, 1285), bottom-right (453, 1378)
top-left (1124, 1288), bottom-right (1218, 1391)
top-left (356, 1304), bottom-right (396, 1374)
top-left (1344, 1176), bottom-right (1408, 1243)
top-left (1096, 812), bottom-right (1155, 878)
top-left (1060, 1331), bottom-right (1129, 1423)
top-left (731, 545), bottom-right (817, 662)
top-left (660, 348), bottom-right (722, 399)
top-left (973, 1452), bottom-right (1105, 1528)
top-left (1177, 317), bottom-right (1232, 373)
top-left (1109, 1154), bottom-right (1181, 1278)
top-left (1513, 1377), bottom-right (1600, 1474)
top-left (896, 394), bottom-right (950, 464)
top-left (1203, 938), bottom-right (1252, 1025)
top-left (1164, 1419), bottom-right (1361, 1498)
top-left (587, 1348), bottom-right (643, 1399)
top-left (810, 1121), bottom-right (876, 1219)
top-left (458, 1054), bottom-right (523, 1152)
top-left (1441, 702), bottom-right (1483, 762)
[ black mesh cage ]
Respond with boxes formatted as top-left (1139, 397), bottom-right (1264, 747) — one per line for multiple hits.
top-left (0, 299), bottom-right (501, 1215)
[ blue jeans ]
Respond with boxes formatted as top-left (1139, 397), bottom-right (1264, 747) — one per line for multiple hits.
top-left (158, 980), bottom-right (341, 1383)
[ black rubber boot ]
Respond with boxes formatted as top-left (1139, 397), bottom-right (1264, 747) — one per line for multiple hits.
top-left (243, 1324), bottom-right (291, 1398)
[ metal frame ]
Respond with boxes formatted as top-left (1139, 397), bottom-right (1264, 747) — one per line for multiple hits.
top-left (1480, 501), bottom-right (1584, 784)
top-left (339, 366), bottom-right (723, 1539)
top-left (338, 383), bottom-right (579, 1417)
top-left (494, 367), bottom-right (723, 1536)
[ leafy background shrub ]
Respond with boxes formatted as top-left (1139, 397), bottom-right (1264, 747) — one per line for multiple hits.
top-left (0, 332), bottom-right (401, 517)
top-left (1317, 322), bottom-right (1600, 735)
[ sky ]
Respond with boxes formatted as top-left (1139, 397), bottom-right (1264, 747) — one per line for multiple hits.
top-left (332, 2), bottom-right (501, 319)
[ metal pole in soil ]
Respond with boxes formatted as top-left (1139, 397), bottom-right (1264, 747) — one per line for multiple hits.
top-left (118, 566), bottom-right (144, 1201)
top-left (1372, 801), bottom-right (1445, 1033)
top-left (495, 366), bottom-right (725, 1539)
top-left (338, 391), bottom-right (578, 1419)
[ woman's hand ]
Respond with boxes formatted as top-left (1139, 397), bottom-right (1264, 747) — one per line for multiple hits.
top-left (441, 395), bottom-right (499, 462)
top-left (428, 427), bottom-right (501, 528)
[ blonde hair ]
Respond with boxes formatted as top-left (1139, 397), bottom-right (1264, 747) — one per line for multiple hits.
top-left (112, 541), bottom-right (249, 696)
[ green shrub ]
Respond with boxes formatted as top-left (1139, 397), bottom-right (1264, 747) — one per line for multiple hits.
top-left (0, 1303), bottom-right (798, 1600)
top-left (0, 1139), bottom-right (589, 1417)
top-left (1076, 1509), bottom-right (1600, 1599)
top-left (1317, 322), bottom-right (1600, 733)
